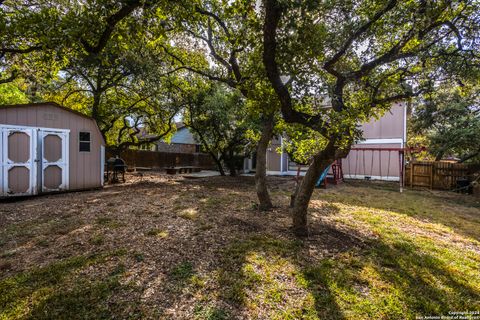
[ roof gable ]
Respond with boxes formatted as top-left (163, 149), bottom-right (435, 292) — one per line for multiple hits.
top-left (0, 102), bottom-right (93, 120)
top-left (170, 127), bottom-right (198, 145)
top-left (0, 102), bottom-right (105, 144)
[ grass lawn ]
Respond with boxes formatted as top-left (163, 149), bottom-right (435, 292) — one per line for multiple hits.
top-left (1, 174), bottom-right (479, 319)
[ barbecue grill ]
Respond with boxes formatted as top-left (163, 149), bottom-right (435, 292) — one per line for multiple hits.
top-left (105, 157), bottom-right (127, 183)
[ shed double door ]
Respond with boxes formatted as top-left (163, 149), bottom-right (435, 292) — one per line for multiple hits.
top-left (0, 126), bottom-right (69, 197)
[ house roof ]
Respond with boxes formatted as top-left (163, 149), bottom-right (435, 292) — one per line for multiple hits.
top-left (138, 122), bottom-right (199, 145)
top-left (175, 122), bottom-right (185, 129)
top-left (137, 122), bottom-right (189, 141)
top-left (170, 126), bottom-right (198, 145)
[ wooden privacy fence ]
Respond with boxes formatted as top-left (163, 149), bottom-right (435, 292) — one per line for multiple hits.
top-left (405, 161), bottom-right (474, 190)
top-left (106, 149), bottom-right (216, 170)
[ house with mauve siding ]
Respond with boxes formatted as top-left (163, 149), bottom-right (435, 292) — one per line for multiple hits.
top-left (244, 101), bottom-right (407, 181)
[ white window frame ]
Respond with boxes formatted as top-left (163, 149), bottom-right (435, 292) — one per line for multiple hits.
top-left (79, 131), bottom-right (91, 153)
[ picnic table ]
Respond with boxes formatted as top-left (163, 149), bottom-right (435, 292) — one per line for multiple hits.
top-left (132, 167), bottom-right (152, 172)
top-left (165, 166), bottom-right (202, 175)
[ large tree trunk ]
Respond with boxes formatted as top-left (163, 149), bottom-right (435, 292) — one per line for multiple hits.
top-left (210, 153), bottom-right (225, 176)
top-left (228, 163), bottom-right (237, 176)
top-left (435, 151), bottom-right (444, 162)
top-left (227, 150), bottom-right (237, 177)
top-left (255, 114), bottom-right (275, 210)
top-left (291, 144), bottom-right (336, 237)
top-left (92, 92), bottom-right (101, 122)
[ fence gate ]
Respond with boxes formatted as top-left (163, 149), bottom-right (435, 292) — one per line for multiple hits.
top-left (405, 161), bottom-right (472, 190)
top-left (1, 127), bottom-right (37, 196)
top-left (39, 130), bottom-right (69, 192)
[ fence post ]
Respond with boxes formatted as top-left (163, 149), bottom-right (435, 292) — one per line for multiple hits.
top-left (410, 162), bottom-right (414, 187)
top-left (430, 163), bottom-right (434, 189)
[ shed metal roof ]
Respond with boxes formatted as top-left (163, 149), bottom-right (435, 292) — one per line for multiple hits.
top-left (0, 102), bottom-right (105, 144)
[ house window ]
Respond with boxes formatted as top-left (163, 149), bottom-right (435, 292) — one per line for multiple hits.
top-left (195, 144), bottom-right (201, 153)
top-left (79, 132), bottom-right (91, 152)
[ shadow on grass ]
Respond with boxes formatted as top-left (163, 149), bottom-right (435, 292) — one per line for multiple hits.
top-left (0, 252), bottom-right (141, 320)
top-left (369, 240), bottom-right (479, 314)
top-left (341, 180), bottom-right (480, 210)
top-left (176, 175), bottom-right (295, 194)
top-left (0, 214), bottom-right (85, 252)
top-left (213, 225), bottom-right (480, 319)
top-left (215, 235), bottom-right (346, 319)
top-left (319, 180), bottom-right (480, 242)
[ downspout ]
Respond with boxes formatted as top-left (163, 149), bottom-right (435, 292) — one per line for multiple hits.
top-left (280, 135), bottom-right (284, 174)
top-left (403, 101), bottom-right (407, 145)
top-left (401, 101), bottom-right (408, 192)
top-left (265, 144), bottom-right (268, 175)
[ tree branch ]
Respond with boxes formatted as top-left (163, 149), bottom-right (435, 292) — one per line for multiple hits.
top-left (459, 148), bottom-right (480, 163)
top-left (372, 88), bottom-right (426, 107)
top-left (159, 43), bottom-right (237, 87)
top-left (116, 110), bottom-right (178, 151)
top-left (323, 0), bottom-right (398, 76)
top-left (0, 70), bottom-right (18, 84)
top-left (81, 0), bottom-right (143, 55)
top-left (183, 16), bottom-right (245, 88)
top-left (195, 6), bottom-right (232, 39)
top-left (0, 45), bottom-right (42, 55)
top-left (263, 0), bottom-right (328, 135)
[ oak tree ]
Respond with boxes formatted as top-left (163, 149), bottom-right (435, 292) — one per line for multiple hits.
top-left (262, 0), bottom-right (480, 235)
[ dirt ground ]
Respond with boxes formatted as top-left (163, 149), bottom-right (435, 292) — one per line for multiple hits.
top-left (1, 173), bottom-right (479, 319)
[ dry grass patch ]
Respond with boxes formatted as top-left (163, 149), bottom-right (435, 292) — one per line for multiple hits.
top-left (145, 228), bottom-right (169, 238)
top-left (178, 208), bottom-right (198, 220)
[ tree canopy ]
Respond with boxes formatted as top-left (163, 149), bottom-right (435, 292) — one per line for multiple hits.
top-left (411, 80), bottom-right (480, 163)
top-left (1, 0), bottom-right (188, 150)
top-left (261, 0), bottom-right (480, 234)
top-left (184, 83), bottom-right (259, 176)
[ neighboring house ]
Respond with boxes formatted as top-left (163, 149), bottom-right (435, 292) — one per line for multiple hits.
top-left (244, 101), bottom-right (407, 181)
top-left (0, 102), bottom-right (105, 197)
top-left (136, 123), bottom-right (201, 153)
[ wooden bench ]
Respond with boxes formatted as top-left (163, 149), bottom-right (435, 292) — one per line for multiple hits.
top-left (165, 166), bottom-right (202, 175)
top-left (127, 166), bottom-right (152, 172)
